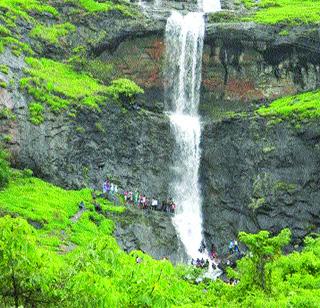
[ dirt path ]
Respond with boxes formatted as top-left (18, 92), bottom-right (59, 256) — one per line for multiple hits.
top-left (59, 207), bottom-right (86, 254)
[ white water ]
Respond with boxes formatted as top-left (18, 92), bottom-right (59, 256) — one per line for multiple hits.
top-left (199, 0), bottom-right (221, 13)
top-left (164, 1), bottom-right (221, 271)
top-left (165, 11), bottom-right (205, 259)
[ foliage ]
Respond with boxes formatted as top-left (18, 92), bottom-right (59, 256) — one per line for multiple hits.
top-left (0, 64), bottom-right (9, 74)
top-left (65, 0), bottom-right (135, 17)
top-left (0, 0), bottom-right (58, 22)
top-left (236, 229), bottom-right (291, 291)
top-left (30, 22), bottom-right (76, 45)
top-left (0, 216), bottom-right (61, 307)
top-left (0, 173), bottom-right (320, 306)
top-left (242, 0), bottom-right (320, 25)
top-left (106, 78), bottom-right (144, 104)
top-left (0, 107), bottom-right (16, 120)
top-left (28, 102), bottom-right (44, 125)
top-left (257, 90), bottom-right (320, 120)
top-left (20, 57), bottom-right (110, 122)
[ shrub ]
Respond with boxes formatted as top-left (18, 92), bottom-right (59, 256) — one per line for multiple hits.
top-left (106, 78), bottom-right (144, 105)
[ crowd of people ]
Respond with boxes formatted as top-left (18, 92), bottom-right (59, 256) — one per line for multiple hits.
top-left (101, 178), bottom-right (177, 214)
top-left (191, 239), bottom-right (243, 271)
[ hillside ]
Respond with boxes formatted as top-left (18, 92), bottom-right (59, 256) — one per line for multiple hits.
top-left (0, 0), bottom-right (320, 306)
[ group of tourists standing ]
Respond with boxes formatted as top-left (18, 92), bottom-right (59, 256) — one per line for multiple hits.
top-left (101, 178), bottom-right (177, 213)
top-left (124, 192), bottom-right (176, 213)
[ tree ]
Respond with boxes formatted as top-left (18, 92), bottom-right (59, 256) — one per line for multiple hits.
top-left (0, 216), bottom-right (58, 307)
top-left (233, 229), bottom-right (291, 292)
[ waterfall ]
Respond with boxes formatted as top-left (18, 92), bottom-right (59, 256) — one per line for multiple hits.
top-left (199, 0), bottom-right (221, 13)
top-left (165, 11), bottom-right (205, 259)
top-left (164, 2), bottom-right (221, 262)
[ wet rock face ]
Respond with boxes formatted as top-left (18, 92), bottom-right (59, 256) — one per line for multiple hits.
top-left (200, 118), bottom-right (320, 256)
top-left (111, 207), bottom-right (188, 263)
top-left (15, 102), bottom-right (174, 199)
top-left (100, 34), bottom-right (166, 112)
top-left (201, 23), bottom-right (320, 119)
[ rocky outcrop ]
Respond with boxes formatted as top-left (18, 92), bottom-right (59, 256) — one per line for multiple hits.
top-left (110, 207), bottom-right (188, 263)
top-left (2, 1), bottom-right (320, 262)
top-left (200, 117), bottom-right (320, 255)
top-left (14, 101), bottom-right (174, 198)
top-left (201, 23), bottom-right (320, 119)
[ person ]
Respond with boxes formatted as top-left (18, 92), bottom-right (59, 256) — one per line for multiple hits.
top-left (151, 197), bottom-right (158, 210)
top-left (124, 191), bottom-right (128, 203)
top-left (79, 201), bottom-right (85, 210)
top-left (102, 180), bottom-right (108, 195)
top-left (171, 201), bottom-right (176, 213)
top-left (114, 184), bottom-right (118, 194)
top-left (228, 240), bottom-right (234, 255)
top-left (128, 191), bottom-right (133, 205)
top-left (200, 258), bottom-right (205, 268)
top-left (94, 201), bottom-right (102, 213)
top-left (210, 244), bottom-right (218, 259)
top-left (196, 258), bottom-right (201, 268)
top-left (110, 183), bottom-right (114, 193)
top-left (105, 179), bottom-right (111, 199)
top-left (141, 195), bottom-right (146, 209)
top-left (205, 259), bottom-right (209, 268)
top-left (199, 240), bottom-right (206, 253)
top-left (234, 240), bottom-right (240, 256)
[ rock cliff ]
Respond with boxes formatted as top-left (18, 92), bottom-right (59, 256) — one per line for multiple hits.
top-left (1, 1), bottom-right (320, 259)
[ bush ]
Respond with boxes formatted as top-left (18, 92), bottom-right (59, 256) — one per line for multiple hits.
top-left (106, 78), bottom-right (144, 105)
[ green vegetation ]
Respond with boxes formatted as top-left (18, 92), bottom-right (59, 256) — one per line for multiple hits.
top-left (257, 90), bottom-right (320, 120)
top-left (30, 22), bottom-right (76, 45)
top-left (0, 80), bottom-right (7, 88)
top-left (242, 0), bottom-right (320, 25)
top-left (0, 0), bottom-right (58, 21)
top-left (65, 0), bottom-right (135, 16)
top-left (106, 78), bottom-right (144, 104)
top-left (20, 57), bottom-right (108, 121)
top-left (0, 107), bottom-right (16, 120)
top-left (0, 64), bottom-right (9, 74)
top-left (20, 58), bottom-right (143, 124)
top-left (28, 102), bottom-right (44, 125)
top-left (0, 169), bottom-right (320, 306)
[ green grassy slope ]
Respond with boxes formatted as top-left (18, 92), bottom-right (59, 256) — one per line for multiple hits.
top-left (0, 168), bottom-right (320, 306)
top-left (257, 90), bottom-right (320, 121)
top-left (242, 0), bottom-right (320, 25)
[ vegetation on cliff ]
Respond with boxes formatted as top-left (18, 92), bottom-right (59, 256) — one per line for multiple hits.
top-left (0, 0), bottom-right (142, 124)
top-left (257, 90), bottom-right (320, 120)
top-left (0, 154), bottom-right (319, 306)
top-left (242, 0), bottom-right (320, 25)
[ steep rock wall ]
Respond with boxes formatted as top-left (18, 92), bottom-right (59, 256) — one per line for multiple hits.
top-left (200, 118), bottom-right (320, 255)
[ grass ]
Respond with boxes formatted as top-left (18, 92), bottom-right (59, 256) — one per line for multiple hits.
top-left (0, 175), bottom-right (91, 230)
top-left (29, 22), bottom-right (76, 45)
top-left (242, 0), bottom-right (320, 25)
top-left (20, 57), bottom-right (109, 122)
top-left (0, 0), bottom-right (58, 21)
top-left (64, 0), bottom-right (135, 16)
top-left (257, 90), bottom-right (320, 120)
top-left (0, 172), bottom-right (123, 250)
top-left (21, 57), bottom-right (144, 124)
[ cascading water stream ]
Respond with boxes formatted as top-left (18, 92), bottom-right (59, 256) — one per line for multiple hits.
top-left (164, 0), bottom-right (221, 273)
